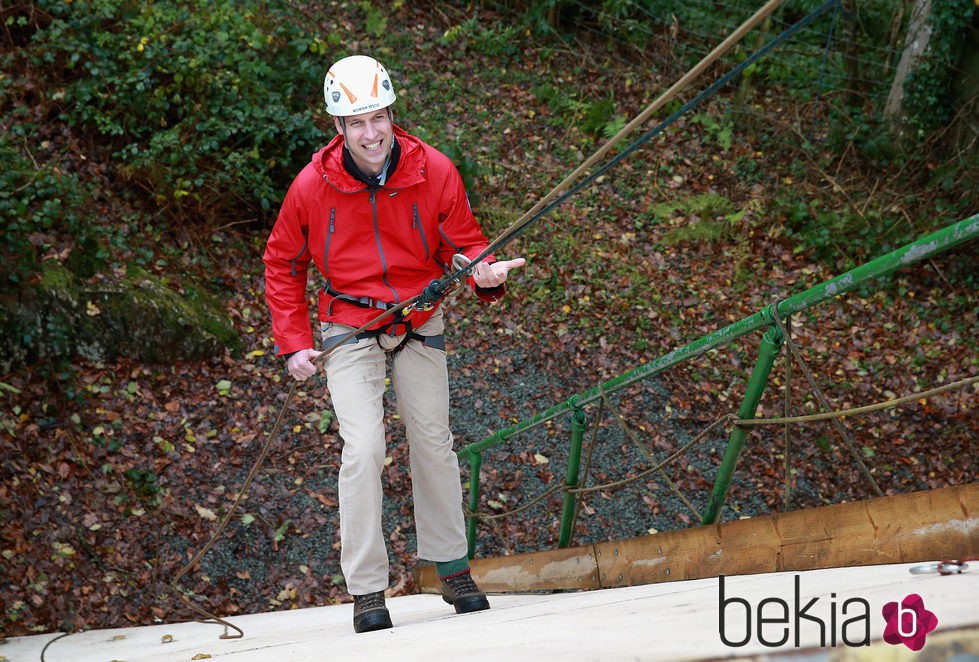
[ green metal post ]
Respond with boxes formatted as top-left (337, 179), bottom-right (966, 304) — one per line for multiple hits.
top-left (458, 214), bottom-right (979, 469)
top-left (466, 445), bottom-right (483, 559)
top-left (557, 408), bottom-right (588, 548)
top-left (457, 214), bottom-right (977, 549)
top-left (702, 325), bottom-right (783, 524)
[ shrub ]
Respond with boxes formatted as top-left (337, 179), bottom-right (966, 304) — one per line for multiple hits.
top-left (0, 133), bottom-right (93, 283)
top-left (902, 0), bottom-right (976, 134)
top-left (21, 0), bottom-right (329, 223)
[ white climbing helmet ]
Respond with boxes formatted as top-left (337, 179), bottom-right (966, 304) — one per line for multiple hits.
top-left (323, 55), bottom-right (397, 117)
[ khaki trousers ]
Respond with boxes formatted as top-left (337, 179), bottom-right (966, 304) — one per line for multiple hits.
top-left (321, 309), bottom-right (467, 596)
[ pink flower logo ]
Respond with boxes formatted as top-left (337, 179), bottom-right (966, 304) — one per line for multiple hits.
top-left (882, 593), bottom-right (938, 651)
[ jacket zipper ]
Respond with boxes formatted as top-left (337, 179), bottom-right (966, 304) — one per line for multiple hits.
top-left (371, 189), bottom-right (400, 304)
top-left (412, 203), bottom-right (430, 260)
top-left (290, 229), bottom-right (309, 277)
top-left (323, 208), bottom-right (336, 289)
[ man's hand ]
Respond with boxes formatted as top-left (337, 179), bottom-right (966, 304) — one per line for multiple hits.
top-left (472, 258), bottom-right (526, 289)
top-left (286, 348), bottom-right (323, 381)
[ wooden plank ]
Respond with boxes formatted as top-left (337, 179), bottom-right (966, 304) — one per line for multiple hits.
top-left (415, 545), bottom-right (602, 594)
top-left (415, 484), bottom-right (978, 593)
top-left (771, 485), bottom-right (973, 570)
top-left (596, 483), bottom-right (978, 587)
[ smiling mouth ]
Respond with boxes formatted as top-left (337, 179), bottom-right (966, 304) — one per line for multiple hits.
top-left (363, 140), bottom-right (383, 152)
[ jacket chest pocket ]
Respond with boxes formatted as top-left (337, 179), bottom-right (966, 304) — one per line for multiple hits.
top-left (408, 202), bottom-right (431, 260)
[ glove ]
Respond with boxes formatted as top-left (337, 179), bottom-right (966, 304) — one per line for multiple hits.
top-left (286, 348), bottom-right (323, 381)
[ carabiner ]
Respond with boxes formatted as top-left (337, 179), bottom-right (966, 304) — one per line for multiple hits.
top-left (909, 560), bottom-right (970, 575)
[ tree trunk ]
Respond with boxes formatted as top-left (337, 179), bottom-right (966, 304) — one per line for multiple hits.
top-left (949, 8), bottom-right (979, 155)
top-left (885, 0), bottom-right (933, 117)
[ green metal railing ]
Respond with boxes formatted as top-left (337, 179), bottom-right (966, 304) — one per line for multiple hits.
top-left (462, 213), bottom-right (979, 557)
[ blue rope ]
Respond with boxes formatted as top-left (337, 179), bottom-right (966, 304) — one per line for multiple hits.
top-left (424, 0), bottom-right (839, 304)
top-left (533, 0), bottom-right (838, 226)
top-left (808, 0), bottom-right (843, 142)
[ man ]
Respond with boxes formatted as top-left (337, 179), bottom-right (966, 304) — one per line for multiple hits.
top-left (263, 54), bottom-right (524, 633)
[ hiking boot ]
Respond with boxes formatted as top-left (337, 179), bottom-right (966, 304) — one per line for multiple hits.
top-left (352, 591), bottom-right (392, 633)
top-left (439, 571), bottom-right (490, 614)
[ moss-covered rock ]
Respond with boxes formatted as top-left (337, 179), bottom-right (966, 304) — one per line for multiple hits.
top-left (0, 262), bottom-right (241, 373)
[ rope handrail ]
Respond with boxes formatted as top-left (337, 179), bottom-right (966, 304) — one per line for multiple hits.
top-left (464, 375), bottom-right (976, 526)
top-left (461, 213), bottom-right (979, 460)
top-left (735, 375), bottom-right (979, 426)
top-left (461, 213), bottom-right (977, 553)
top-left (168, 0), bottom-right (802, 638)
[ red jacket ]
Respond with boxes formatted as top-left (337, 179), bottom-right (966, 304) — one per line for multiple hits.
top-left (264, 125), bottom-right (501, 356)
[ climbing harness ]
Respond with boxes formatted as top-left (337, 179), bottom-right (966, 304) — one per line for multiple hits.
top-left (171, 0), bottom-right (847, 639)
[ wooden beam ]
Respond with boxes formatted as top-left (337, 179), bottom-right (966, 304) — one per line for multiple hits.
top-left (414, 484), bottom-right (978, 593)
top-left (415, 544), bottom-right (603, 593)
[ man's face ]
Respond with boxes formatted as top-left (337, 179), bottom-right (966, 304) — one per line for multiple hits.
top-left (336, 109), bottom-right (393, 177)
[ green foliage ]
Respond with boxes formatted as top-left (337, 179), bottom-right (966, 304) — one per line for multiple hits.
top-left (440, 142), bottom-right (484, 205)
top-left (902, 0), bottom-right (976, 134)
top-left (511, 0), bottom-right (765, 46)
top-left (363, 1), bottom-right (392, 37)
top-left (531, 82), bottom-right (624, 138)
top-left (21, 0), bottom-right (326, 222)
top-left (125, 467), bottom-right (162, 501)
top-left (656, 193), bottom-right (748, 246)
top-left (316, 409), bottom-right (335, 434)
top-left (824, 108), bottom-right (900, 163)
top-left (0, 135), bottom-right (98, 283)
top-left (582, 97), bottom-right (626, 139)
top-left (691, 113), bottom-right (733, 151)
top-left (531, 81), bottom-right (578, 119)
top-left (779, 198), bottom-right (914, 269)
top-left (440, 14), bottom-right (522, 59)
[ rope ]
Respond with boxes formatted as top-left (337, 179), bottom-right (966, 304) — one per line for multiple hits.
top-left (170, 384), bottom-right (303, 638)
top-left (569, 415), bottom-right (734, 495)
top-left (769, 301), bottom-right (883, 496)
top-left (39, 631), bottom-right (72, 662)
top-left (735, 374), bottom-right (979, 426)
top-left (808, 0), bottom-right (842, 142)
top-left (467, 484), bottom-right (565, 522)
top-left (596, 385), bottom-right (701, 520)
top-left (421, 0), bottom-right (817, 302)
top-left (467, 413), bottom-right (732, 526)
top-left (439, 0), bottom-right (838, 292)
top-left (169, 0), bottom-right (834, 636)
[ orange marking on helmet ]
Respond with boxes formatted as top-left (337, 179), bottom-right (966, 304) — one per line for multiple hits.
top-left (371, 74), bottom-right (379, 98)
top-left (339, 82), bottom-right (358, 104)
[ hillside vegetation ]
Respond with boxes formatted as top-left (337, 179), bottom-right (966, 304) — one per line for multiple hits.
top-left (1, 0), bottom-right (976, 637)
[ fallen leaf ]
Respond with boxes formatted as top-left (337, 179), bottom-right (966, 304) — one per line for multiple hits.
top-left (194, 505), bottom-right (217, 521)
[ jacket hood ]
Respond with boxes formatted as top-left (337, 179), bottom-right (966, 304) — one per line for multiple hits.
top-left (312, 124), bottom-right (426, 193)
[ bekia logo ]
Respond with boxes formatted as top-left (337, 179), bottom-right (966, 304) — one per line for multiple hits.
top-left (882, 593), bottom-right (938, 651)
top-left (718, 575), bottom-right (940, 651)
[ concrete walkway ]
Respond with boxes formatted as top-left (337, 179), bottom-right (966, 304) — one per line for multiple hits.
top-left (3, 562), bottom-right (976, 661)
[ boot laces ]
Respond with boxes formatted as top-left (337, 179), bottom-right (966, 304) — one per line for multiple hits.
top-left (355, 591), bottom-right (385, 611)
top-left (444, 572), bottom-right (480, 596)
